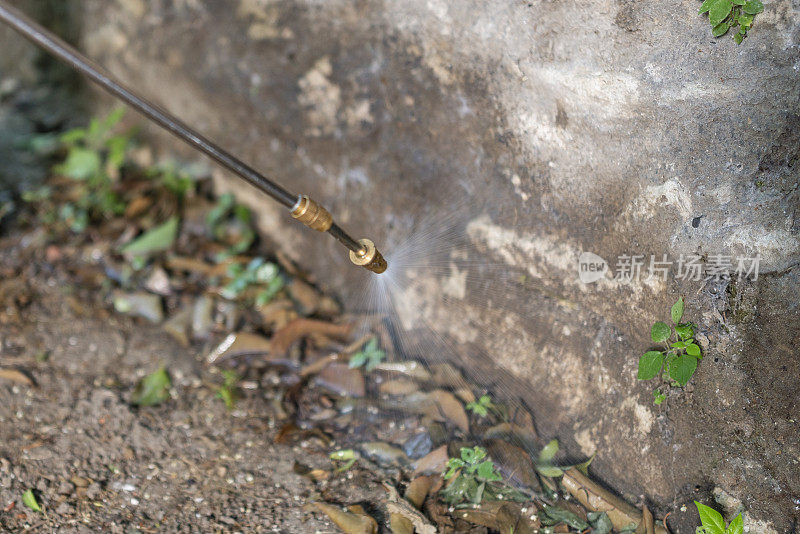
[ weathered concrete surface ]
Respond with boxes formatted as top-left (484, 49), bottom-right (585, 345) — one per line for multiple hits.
top-left (53, 0), bottom-right (800, 530)
top-left (0, 0), bottom-right (83, 191)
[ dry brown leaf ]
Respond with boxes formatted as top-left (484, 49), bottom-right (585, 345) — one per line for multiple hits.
top-left (379, 379), bottom-right (419, 396)
top-left (165, 255), bottom-right (214, 276)
top-left (389, 513), bottom-right (414, 534)
top-left (287, 279), bottom-right (321, 315)
top-left (373, 361), bottom-right (432, 381)
top-left (413, 445), bottom-right (449, 477)
top-left (486, 439), bottom-right (539, 490)
top-left (405, 475), bottom-right (434, 508)
top-left (562, 468), bottom-right (668, 534)
top-left (382, 482), bottom-right (437, 534)
top-left (124, 195), bottom-right (152, 218)
top-left (636, 503), bottom-right (655, 534)
top-left (309, 502), bottom-right (377, 534)
top-left (270, 318), bottom-right (353, 355)
top-left (0, 368), bottom-right (34, 386)
top-left (399, 390), bottom-right (469, 433)
top-left (205, 332), bottom-right (272, 365)
top-left (454, 501), bottom-right (540, 534)
top-left (314, 363), bottom-right (366, 397)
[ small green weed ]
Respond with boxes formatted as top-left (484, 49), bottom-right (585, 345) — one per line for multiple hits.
top-left (215, 370), bottom-right (240, 410)
top-left (441, 446), bottom-right (503, 505)
top-left (465, 394), bottom-right (494, 417)
top-left (22, 489), bottom-right (42, 513)
top-left (221, 257), bottom-right (284, 306)
top-left (330, 449), bottom-right (357, 472)
top-left (699, 0), bottom-right (763, 44)
top-left (637, 297), bottom-right (702, 404)
top-left (131, 366), bottom-right (171, 406)
top-left (348, 337), bottom-right (385, 372)
top-left (53, 108), bottom-right (133, 230)
top-left (695, 501), bottom-right (744, 534)
top-left (206, 192), bottom-right (256, 261)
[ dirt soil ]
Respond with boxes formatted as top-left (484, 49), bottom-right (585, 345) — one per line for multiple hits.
top-left (0, 247), bottom-right (387, 532)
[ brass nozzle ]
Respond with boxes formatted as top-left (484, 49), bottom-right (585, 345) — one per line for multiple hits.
top-left (349, 238), bottom-right (387, 274)
top-left (291, 195), bottom-right (333, 232)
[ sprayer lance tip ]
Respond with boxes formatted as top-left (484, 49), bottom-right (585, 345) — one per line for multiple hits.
top-left (349, 238), bottom-right (387, 274)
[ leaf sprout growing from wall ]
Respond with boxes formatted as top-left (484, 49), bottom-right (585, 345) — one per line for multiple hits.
top-left (699, 0), bottom-right (764, 44)
top-left (637, 297), bottom-right (703, 404)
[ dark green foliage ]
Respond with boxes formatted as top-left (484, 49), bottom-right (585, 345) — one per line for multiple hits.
top-left (699, 0), bottom-right (763, 44)
top-left (637, 297), bottom-right (703, 403)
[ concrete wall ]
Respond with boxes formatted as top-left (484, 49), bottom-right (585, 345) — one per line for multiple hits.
top-left (56, 0), bottom-right (800, 530)
top-left (0, 0), bottom-right (84, 191)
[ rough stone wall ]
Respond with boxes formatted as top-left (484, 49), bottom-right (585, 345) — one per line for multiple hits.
top-left (0, 0), bottom-right (83, 192)
top-left (67, 0), bottom-right (800, 530)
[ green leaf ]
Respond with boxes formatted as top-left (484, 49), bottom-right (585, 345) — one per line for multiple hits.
top-left (475, 460), bottom-right (502, 481)
top-left (348, 352), bottom-right (367, 369)
top-left (536, 465), bottom-right (564, 477)
top-left (60, 127), bottom-right (87, 145)
top-left (742, 0), bottom-right (763, 14)
top-left (713, 21), bottom-right (731, 36)
top-left (734, 30), bottom-right (745, 43)
top-left (653, 389), bottom-right (666, 405)
top-left (541, 505), bottom-right (590, 530)
top-left (587, 511), bottom-right (613, 534)
top-left (120, 217), bottom-right (179, 256)
top-left (699, 0), bottom-right (715, 13)
top-left (695, 502), bottom-right (727, 534)
top-left (22, 489), bottom-right (42, 512)
top-left (59, 147), bottom-right (102, 180)
top-left (206, 192), bottom-right (235, 231)
top-left (670, 354), bottom-right (698, 387)
top-left (708, 0), bottom-right (734, 26)
top-left (727, 513), bottom-right (744, 534)
top-left (651, 322), bottom-right (670, 343)
top-left (255, 276), bottom-right (284, 307)
top-left (462, 446), bottom-right (487, 464)
top-left (575, 453), bottom-right (595, 475)
top-left (638, 351), bottom-right (664, 380)
top-left (738, 13), bottom-right (753, 26)
top-left (675, 323), bottom-right (695, 340)
top-left (686, 343), bottom-right (701, 357)
top-left (131, 367), bottom-right (171, 406)
top-left (539, 439), bottom-right (559, 463)
top-left (731, 0), bottom-right (746, 4)
top-left (671, 297), bottom-right (684, 323)
top-left (672, 341), bottom-right (687, 349)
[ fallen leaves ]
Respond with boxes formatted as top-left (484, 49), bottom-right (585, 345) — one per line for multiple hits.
top-left (561, 467), bottom-right (668, 534)
top-left (413, 445), bottom-right (449, 476)
top-left (205, 332), bottom-right (273, 366)
top-left (0, 368), bottom-right (34, 387)
top-left (309, 502), bottom-right (377, 534)
top-left (383, 481), bottom-right (437, 534)
top-left (396, 390), bottom-right (469, 433)
top-left (455, 501), bottom-right (541, 534)
top-left (270, 318), bottom-right (353, 355)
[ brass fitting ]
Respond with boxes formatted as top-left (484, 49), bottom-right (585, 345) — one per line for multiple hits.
top-left (291, 195), bottom-right (333, 232)
top-left (349, 238), bottom-right (387, 274)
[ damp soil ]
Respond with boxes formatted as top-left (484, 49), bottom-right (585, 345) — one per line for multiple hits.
top-left (0, 260), bottom-right (388, 532)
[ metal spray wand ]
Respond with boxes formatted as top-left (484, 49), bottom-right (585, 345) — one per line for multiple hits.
top-left (0, 1), bottom-right (387, 274)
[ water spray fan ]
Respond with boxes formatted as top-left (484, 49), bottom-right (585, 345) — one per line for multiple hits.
top-left (0, 1), bottom-right (387, 274)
